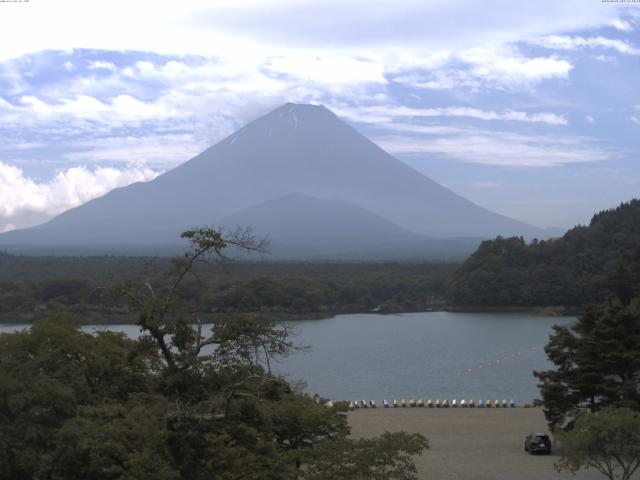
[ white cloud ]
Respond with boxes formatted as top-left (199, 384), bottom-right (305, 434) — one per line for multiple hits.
top-left (594, 54), bottom-right (618, 63)
top-left (535, 35), bottom-right (640, 55)
top-left (185, 1), bottom-right (621, 54)
top-left (62, 134), bottom-right (209, 168)
top-left (375, 127), bottom-right (612, 167)
top-left (0, 1), bottom-right (619, 62)
top-left (266, 55), bottom-right (386, 85)
top-left (14, 93), bottom-right (178, 122)
top-left (610, 19), bottom-right (633, 32)
top-left (335, 104), bottom-right (567, 125)
top-left (632, 116), bottom-right (640, 126)
top-left (0, 90), bottom-right (236, 134)
top-left (0, 161), bottom-right (158, 229)
top-left (88, 60), bottom-right (117, 71)
top-left (463, 50), bottom-right (573, 84)
top-left (586, 115), bottom-right (595, 124)
top-left (391, 47), bottom-right (573, 90)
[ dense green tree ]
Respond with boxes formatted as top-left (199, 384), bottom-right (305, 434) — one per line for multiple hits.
top-left (0, 257), bottom-right (453, 323)
top-left (0, 318), bottom-right (159, 479)
top-left (534, 295), bottom-right (640, 430)
top-left (0, 227), bottom-right (429, 479)
top-left (50, 397), bottom-right (180, 480)
top-left (555, 407), bottom-right (640, 480)
top-left (609, 248), bottom-right (640, 306)
top-left (451, 199), bottom-right (640, 307)
top-left (302, 432), bottom-right (429, 480)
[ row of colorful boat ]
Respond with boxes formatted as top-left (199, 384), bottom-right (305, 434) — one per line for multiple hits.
top-left (348, 399), bottom-right (516, 409)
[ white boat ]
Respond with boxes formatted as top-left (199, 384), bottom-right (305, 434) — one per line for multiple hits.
top-left (417, 399), bottom-right (425, 407)
top-left (452, 399), bottom-right (458, 408)
top-left (401, 399), bottom-right (407, 408)
top-left (393, 399), bottom-right (398, 408)
top-left (370, 400), bottom-right (376, 408)
top-left (383, 399), bottom-right (389, 408)
top-left (427, 399), bottom-right (434, 407)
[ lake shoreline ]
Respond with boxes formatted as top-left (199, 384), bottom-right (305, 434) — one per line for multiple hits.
top-left (444, 305), bottom-right (580, 316)
top-left (0, 304), bottom-right (579, 325)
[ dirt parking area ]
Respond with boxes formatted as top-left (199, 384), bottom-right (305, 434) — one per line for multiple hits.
top-left (348, 407), bottom-right (636, 480)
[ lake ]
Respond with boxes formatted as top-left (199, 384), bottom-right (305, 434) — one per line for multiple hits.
top-left (0, 311), bottom-right (574, 404)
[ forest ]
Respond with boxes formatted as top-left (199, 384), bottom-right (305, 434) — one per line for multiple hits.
top-left (2, 199), bottom-right (640, 323)
top-left (0, 254), bottom-right (454, 324)
top-left (450, 199), bottom-right (640, 308)
top-left (0, 228), bottom-right (429, 479)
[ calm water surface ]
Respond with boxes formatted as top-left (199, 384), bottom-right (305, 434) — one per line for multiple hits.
top-left (0, 312), bottom-right (574, 403)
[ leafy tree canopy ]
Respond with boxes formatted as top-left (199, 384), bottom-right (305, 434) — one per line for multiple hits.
top-left (451, 199), bottom-right (640, 307)
top-left (534, 249), bottom-right (640, 431)
top-left (0, 227), bottom-right (428, 479)
top-left (556, 407), bottom-right (640, 480)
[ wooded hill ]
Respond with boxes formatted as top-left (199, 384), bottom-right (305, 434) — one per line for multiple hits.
top-left (450, 199), bottom-right (640, 307)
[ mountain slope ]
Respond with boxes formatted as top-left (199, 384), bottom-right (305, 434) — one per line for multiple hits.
top-left (0, 102), bottom-right (552, 255)
top-left (218, 194), bottom-right (482, 260)
top-left (220, 193), bottom-right (416, 243)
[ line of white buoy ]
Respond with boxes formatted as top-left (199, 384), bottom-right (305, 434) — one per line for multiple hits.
top-left (345, 399), bottom-right (518, 409)
top-left (455, 346), bottom-right (538, 376)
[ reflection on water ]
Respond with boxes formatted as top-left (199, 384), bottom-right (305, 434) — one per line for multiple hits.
top-left (275, 312), bottom-right (574, 403)
top-left (0, 311), bottom-right (574, 403)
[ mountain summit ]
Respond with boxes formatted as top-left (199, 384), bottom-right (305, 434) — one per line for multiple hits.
top-left (0, 103), bottom-right (553, 257)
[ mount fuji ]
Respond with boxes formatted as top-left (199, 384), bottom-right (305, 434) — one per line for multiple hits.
top-left (0, 103), bottom-right (556, 258)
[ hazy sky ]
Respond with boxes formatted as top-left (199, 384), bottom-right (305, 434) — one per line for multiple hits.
top-left (1, 0), bottom-right (639, 233)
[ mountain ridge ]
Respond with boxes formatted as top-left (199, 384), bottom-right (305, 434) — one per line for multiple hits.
top-left (0, 102), bottom-right (556, 257)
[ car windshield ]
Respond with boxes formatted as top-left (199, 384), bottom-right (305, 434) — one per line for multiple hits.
top-left (534, 435), bottom-right (549, 442)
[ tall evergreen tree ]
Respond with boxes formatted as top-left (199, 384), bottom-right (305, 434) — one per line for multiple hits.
top-left (535, 252), bottom-right (640, 430)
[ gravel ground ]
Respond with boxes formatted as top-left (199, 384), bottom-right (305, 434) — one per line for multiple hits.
top-left (348, 407), bottom-right (636, 480)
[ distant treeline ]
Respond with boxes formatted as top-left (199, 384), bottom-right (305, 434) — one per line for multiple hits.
top-left (450, 199), bottom-right (640, 307)
top-left (3, 199), bottom-right (639, 320)
top-left (0, 256), bottom-right (455, 323)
